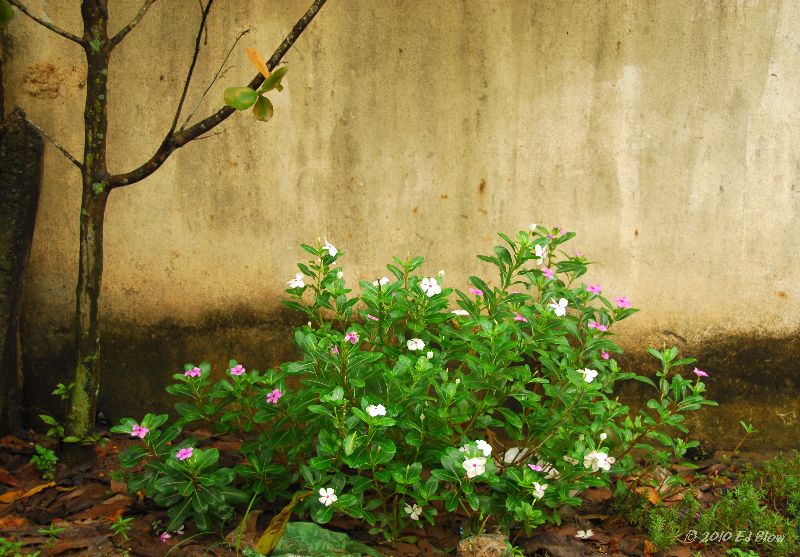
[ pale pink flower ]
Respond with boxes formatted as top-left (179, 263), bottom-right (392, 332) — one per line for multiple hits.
top-left (600, 350), bottom-right (610, 360)
top-left (331, 346), bottom-right (339, 355)
top-left (468, 287), bottom-right (484, 296)
top-left (587, 284), bottom-right (602, 295)
top-left (230, 364), bottom-right (245, 376)
top-left (588, 321), bottom-right (607, 332)
top-left (514, 313), bottom-right (528, 323)
top-left (583, 450), bottom-right (615, 472)
top-left (528, 464), bottom-right (544, 472)
top-left (131, 424), bottom-right (149, 439)
top-left (176, 447), bottom-right (193, 461)
top-left (420, 277), bottom-right (442, 297)
top-left (160, 532), bottom-right (171, 543)
top-left (287, 273), bottom-right (305, 289)
top-left (266, 388), bottom-right (283, 404)
top-left (344, 331), bottom-right (359, 344)
top-left (532, 482), bottom-right (548, 499)
top-left (614, 296), bottom-right (632, 309)
top-left (541, 268), bottom-right (554, 279)
top-left (693, 367), bottom-right (709, 378)
top-left (462, 457), bottom-right (487, 478)
top-left (366, 314), bottom-right (379, 321)
top-left (184, 366), bottom-right (202, 378)
top-left (318, 487), bottom-right (337, 506)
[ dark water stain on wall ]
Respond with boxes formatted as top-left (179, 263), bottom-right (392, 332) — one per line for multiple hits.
top-left (23, 305), bottom-right (800, 450)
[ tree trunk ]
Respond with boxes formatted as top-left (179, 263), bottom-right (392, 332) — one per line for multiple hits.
top-left (64, 0), bottom-right (110, 464)
top-left (0, 110), bottom-right (43, 434)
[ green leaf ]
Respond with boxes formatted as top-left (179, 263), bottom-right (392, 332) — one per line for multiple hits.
top-left (252, 96), bottom-right (274, 122)
top-left (224, 86), bottom-right (259, 110)
top-left (39, 414), bottom-right (60, 427)
top-left (0, 1), bottom-right (14, 29)
top-left (259, 66), bottom-right (288, 92)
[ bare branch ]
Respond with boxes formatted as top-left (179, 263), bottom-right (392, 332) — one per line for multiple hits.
top-left (7, 0), bottom-right (85, 45)
top-left (181, 28), bottom-right (251, 131)
top-left (169, 0), bottom-right (214, 136)
top-left (24, 116), bottom-right (83, 170)
top-left (108, 0), bottom-right (327, 189)
top-left (111, 0), bottom-right (158, 47)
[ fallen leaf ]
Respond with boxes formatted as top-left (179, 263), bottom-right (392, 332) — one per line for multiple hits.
top-left (255, 491), bottom-right (312, 554)
top-left (0, 481), bottom-right (54, 504)
top-left (644, 539), bottom-right (657, 556)
top-left (0, 515), bottom-right (30, 529)
top-left (0, 467), bottom-right (18, 486)
top-left (636, 485), bottom-right (662, 505)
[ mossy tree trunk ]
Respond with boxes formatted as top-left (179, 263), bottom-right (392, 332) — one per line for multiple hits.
top-left (5, 0), bottom-right (328, 464)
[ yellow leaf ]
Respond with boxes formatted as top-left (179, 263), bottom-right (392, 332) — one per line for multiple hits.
top-left (0, 481), bottom-right (55, 504)
top-left (255, 491), bottom-right (312, 555)
top-left (246, 47), bottom-right (270, 79)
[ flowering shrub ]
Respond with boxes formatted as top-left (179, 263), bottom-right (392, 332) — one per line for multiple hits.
top-left (112, 226), bottom-right (716, 540)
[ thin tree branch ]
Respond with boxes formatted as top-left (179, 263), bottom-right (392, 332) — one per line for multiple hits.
top-left (6, 0), bottom-right (85, 45)
top-left (111, 0), bottom-right (158, 47)
top-left (23, 116), bottom-right (83, 170)
top-left (181, 28), bottom-right (251, 131)
top-left (168, 0), bottom-right (214, 136)
top-left (108, 0), bottom-right (327, 189)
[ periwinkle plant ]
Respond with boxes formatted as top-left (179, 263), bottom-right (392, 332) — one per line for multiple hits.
top-left (112, 226), bottom-right (716, 541)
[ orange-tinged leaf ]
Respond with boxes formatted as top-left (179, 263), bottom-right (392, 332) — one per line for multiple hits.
top-left (246, 47), bottom-right (270, 79)
top-left (636, 486), bottom-right (662, 505)
top-left (0, 481), bottom-right (55, 503)
top-left (255, 491), bottom-right (312, 554)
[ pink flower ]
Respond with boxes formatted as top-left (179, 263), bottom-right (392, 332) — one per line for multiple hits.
top-left (547, 234), bottom-right (556, 239)
top-left (331, 346), bottom-right (339, 355)
top-left (366, 314), bottom-right (379, 321)
top-left (514, 313), bottom-right (528, 323)
top-left (588, 321), bottom-right (607, 332)
top-left (176, 447), bottom-right (193, 461)
top-left (266, 388), bottom-right (283, 404)
top-left (587, 284), bottom-right (602, 295)
top-left (184, 366), bottom-right (201, 378)
top-left (344, 331), bottom-right (359, 344)
top-left (541, 268), bottom-right (554, 279)
top-left (600, 350), bottom-right (610, 360)
top-left (160, 532), bottom-right (171, 543)
top-left (528, 464), bottom-right (543, 472)
top-left (693, 367), bottom-right (709, 378)
top-left (130, 424), bottom-right (149, 439)
top-left (614, 296), bottom-right (632, 309)
top-left (230, 364), bottom-right (245, 376)
top-left (468, 287), bottom-right (484, 296)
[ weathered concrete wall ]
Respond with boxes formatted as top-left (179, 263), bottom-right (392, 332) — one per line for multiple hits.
top-left (1, 1), bottom-right (798, 448)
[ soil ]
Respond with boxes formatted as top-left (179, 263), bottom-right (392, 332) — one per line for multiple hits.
top-left (0, 432), bottom-right (780, 557)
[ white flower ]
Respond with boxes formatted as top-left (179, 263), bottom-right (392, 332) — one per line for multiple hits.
top-left (366, 404), bottom-right (386, 417)
top-left (475, 439), bottom-right (492, 457)
top-left (318, 487), bottom-right (337, 506)
top-left (420, 277), bottom-right (442, 297)
top-left (583, 451), bottom-right (616, 472)
top-left (577, 368), bottom-right (598, 383)
top-left (549, 297), bottom-right (568, 316)
top-left (534, 244), bottom-right (548, 265)
top-left (288, 273), bottom-right (305, 288)
top-left (372, 276), bottom-right (389, 287)
top-left (503, 446), bottom-right (530, 464)
top-left (437, 269), bottom-right (445, 277)
top-left (454, 378), bottom-right (461, 385)
top-left (426, 351), bottom-right (433, 359)
top-left (407, 338), bottom-right (425, 351)
top-left (451, 309), bottom-right (469, 316)
top-left (462, 457), bottom-right (487, 478)
top-left (532, 482), bottom-right (548, 499)
top-left (599, 432), bottom-right (607, 441)
top-left (336, 271), bottom-right (344, 279)
top-left (576, 529), bottom-right (594, 539)
top-left (322, 240), bottom-right (337, 257)
top-left (404, 503), bottom-right (423, 521)
top-left (529, 223), bottom-right (537, 231)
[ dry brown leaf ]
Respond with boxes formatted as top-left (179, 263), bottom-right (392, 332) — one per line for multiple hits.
top-left (644, 539), bottom-right (657, 556)
top-left (636, 485), bottom-right (662, 505)
top-left (0, 515), bottom-right (30, 529)
top-left (0, 480), bottom-right (54, 504)
top-left (255, 491), bottom-right (312, 554)
top-left (246, 48), bottom-right (270, 79)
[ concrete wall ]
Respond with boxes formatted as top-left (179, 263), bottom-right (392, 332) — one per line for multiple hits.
top-left (2, 0), bottom-right (798, 448)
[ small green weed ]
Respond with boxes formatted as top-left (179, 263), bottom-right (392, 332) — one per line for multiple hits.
top-left (741, 451), bottom-right (800, 521)
top-left (110, 515), bottom-right (134, 542)
top-left (30, 445), bottom-right (58, 481)
top-left (0, 536), bottom-right (39, 557)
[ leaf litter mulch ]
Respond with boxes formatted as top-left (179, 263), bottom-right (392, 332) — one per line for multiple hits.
top-left (0, 431), bottom-right (775, 557)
